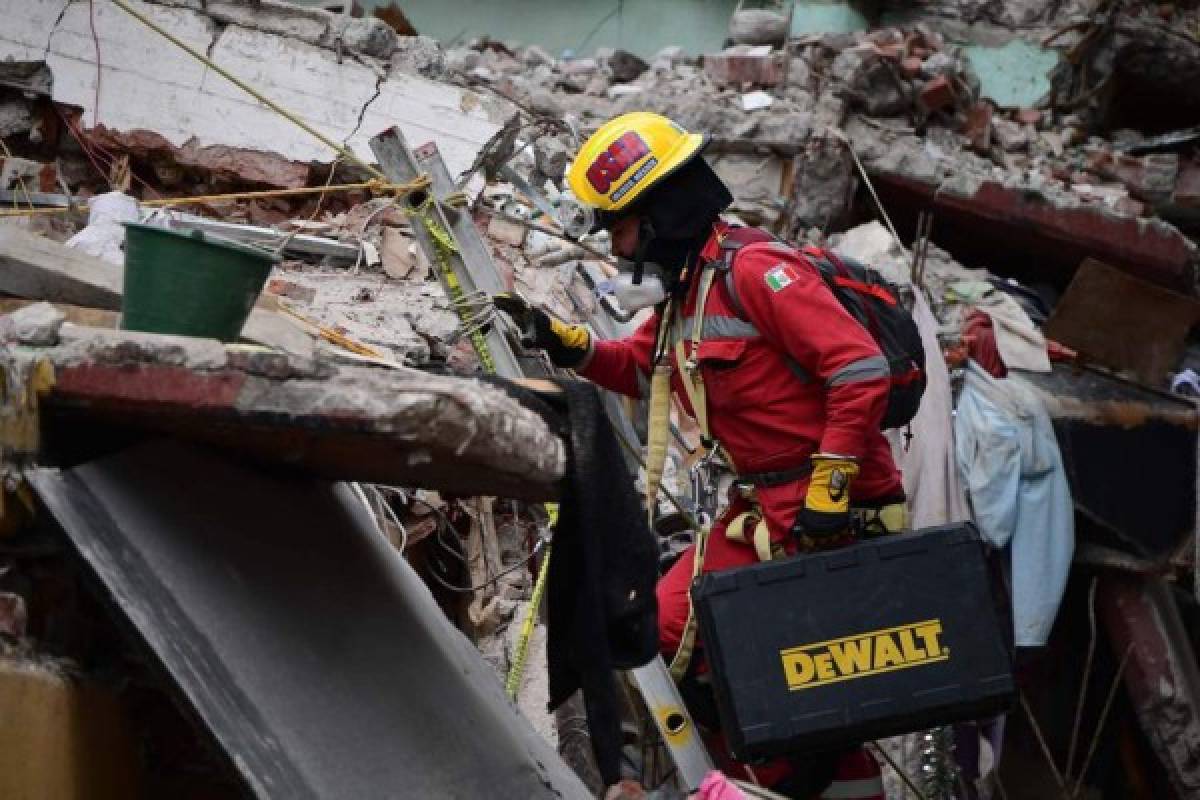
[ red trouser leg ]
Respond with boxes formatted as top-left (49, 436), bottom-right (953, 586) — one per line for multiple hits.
top-left (655, 515), bottom-right (764, 658)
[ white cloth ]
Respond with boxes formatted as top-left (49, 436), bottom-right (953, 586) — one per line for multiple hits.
top-left (65, 191), bottom-right (140, 265)
top-left (886, 289), bottom-right (971, 528)
top-left (954, 362), bottom-right (1074, 647)
top-left (977, 291), bottom-right (1051, 374)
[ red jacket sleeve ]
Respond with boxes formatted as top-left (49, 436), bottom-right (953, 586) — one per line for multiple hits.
top-left (577, 311), bottom-right (659, 398)
top-left (732, 246), bottom-right (890, 458)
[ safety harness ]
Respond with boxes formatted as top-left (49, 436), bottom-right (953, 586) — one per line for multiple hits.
top-left (644, 232), bottom-right (788, 681)
top-left (645, 231), bottom-right (907, 681)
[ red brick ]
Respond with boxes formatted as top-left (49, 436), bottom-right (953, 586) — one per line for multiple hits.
top-left (900, 57), bottom-right (923, 78)
top-left (702, 53), bottom-right (786, 87)
top-left (1014, 108), bottom-right (1042, 126)
top-left (963, 102), bottom-right (994, 153)
top-left (918, 75), bottom-right (956, 112)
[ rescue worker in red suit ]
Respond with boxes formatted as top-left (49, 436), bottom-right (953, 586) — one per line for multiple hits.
top-left (497, 113), bottom-right (902, 800)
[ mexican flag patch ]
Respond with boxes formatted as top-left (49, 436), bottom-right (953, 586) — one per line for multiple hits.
top-left (765, 263), bottom-right (800, 292)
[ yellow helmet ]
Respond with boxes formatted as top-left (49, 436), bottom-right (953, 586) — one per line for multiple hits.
top-left (566, 112), bottom-right (707, 217)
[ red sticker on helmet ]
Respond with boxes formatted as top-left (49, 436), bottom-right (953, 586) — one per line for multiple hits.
top-left (585, 131), bottom-right (651, 194)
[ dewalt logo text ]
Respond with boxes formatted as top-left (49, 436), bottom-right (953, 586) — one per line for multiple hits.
top-left (780, 620), bottom-right (949, 691)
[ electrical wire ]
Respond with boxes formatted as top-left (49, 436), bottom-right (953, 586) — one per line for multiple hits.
top-left (88, 0), bottom-right (102, 126)
top-left (427, 536), bottom-right (546, 595)
top-left (371, 485), bottom-right (409, 553)
top-left (386, 487), bottom-right (547, 595)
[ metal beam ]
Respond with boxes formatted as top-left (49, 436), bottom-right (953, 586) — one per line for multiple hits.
top-left (369, 127), bottom-right (524, 379)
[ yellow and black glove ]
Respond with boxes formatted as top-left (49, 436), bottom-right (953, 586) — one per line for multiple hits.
top-left (792, 454), bottom-right (859, 552)
top-left (493, 293), bottom-right (591, 369)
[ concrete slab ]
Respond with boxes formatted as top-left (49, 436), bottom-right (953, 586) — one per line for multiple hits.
top-left (26, 325), bottom-right (565, 499)
top-left (0, 0), bottom-right (503, 179)
top-left (0, 227), bottom-right (122, 310)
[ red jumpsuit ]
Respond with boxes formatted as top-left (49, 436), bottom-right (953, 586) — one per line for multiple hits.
top-left (581, 224), bottom-right (901, 793)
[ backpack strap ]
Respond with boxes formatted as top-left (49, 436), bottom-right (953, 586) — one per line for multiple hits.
top-left (712, 226), bottom-right (777, 320)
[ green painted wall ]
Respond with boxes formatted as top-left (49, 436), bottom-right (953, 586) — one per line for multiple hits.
top-left (963, 40), bottom-right (1059, 109)
top-left (790, 1), bottom-right (873, 36)
top-left (295, 0), bottom-right (738, 57)
top-left (293, 1), bottom-right (882, 57)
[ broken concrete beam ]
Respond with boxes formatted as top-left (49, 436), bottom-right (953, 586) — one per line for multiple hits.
top-left (0, 0), bottom-right (505, 182)
top-left (0, 227), bottom-right (122, 310)
top-left (1098, 577), bottom-right (1200, 799)
top-left (846, 117), bottom-right (1199, 292)
top-left (27, 325), bottom-right (565, 500)
top-left (1022, 364), bottom-right (1198, 559)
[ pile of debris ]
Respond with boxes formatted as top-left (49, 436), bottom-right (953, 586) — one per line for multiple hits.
top-left (4, 0), bottom-right (1200, 798)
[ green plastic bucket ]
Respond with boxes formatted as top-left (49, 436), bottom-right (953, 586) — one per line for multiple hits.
top-left (121, 223), bottom-right (279, 341)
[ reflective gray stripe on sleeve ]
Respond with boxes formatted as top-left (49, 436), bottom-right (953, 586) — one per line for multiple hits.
top-left (827, 355), bottom-right (891, 386)
top-left (673, 315), bottom-right (760, 344)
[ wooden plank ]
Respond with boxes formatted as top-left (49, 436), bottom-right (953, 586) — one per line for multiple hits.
top-left (1044, 258), bottom-right (1200, 385)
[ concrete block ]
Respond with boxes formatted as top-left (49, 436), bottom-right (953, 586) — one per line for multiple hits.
top-left (992, 117), bottom-right (1030, 152)
top-left (487, 215), bottom-right (528, 248)
top-left (380, 226), bottom-right (425, 281)
top-left (2, 301), bottom-right (66, 346)
top-left (266, 278), bottom-right (317, 306)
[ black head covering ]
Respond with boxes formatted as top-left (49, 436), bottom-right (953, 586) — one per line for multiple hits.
top-left (599, 155), bottom-right (734, 276)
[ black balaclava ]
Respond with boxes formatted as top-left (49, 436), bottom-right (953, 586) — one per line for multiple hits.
top-left (604, 155), bottom-right (734, 289)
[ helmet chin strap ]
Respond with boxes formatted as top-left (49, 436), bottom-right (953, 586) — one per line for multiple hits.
top-left (632, 218), bottom-right (656, 286)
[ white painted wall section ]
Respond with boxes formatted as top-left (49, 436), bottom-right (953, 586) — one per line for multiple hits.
top-left (0, 0), bottom-right (501, 176)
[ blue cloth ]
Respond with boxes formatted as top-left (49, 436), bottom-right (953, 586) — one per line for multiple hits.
top-left (954, 362), bottom-right (1074, 647)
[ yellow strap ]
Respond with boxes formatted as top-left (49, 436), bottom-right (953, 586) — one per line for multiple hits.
top-left (725, 510), bottom-right (775, 563)
top-left (643, 304), bottom-right (677, 523)
top-left (668, 525), bottom-right (709, 682)
top-left (677, 266), bottom-right (718, 442)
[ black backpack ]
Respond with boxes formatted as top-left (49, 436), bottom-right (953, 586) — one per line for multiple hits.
top-left (714, 227), bottom-right (926, 430)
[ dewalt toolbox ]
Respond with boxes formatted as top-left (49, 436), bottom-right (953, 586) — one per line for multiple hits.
top-left (692, 522), bottom-right (1014, 762)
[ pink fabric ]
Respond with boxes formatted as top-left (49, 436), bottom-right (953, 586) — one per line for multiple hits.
top-left (696, 771), bottom-right (748, 800)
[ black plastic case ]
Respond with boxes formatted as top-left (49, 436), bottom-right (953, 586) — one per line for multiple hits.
top-left (692, 522), bottom-right (1014, 762)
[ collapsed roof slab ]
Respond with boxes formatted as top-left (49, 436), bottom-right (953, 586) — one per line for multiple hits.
top-left (845, 117), bottom-right (1199, 292)
top-left (0, 0), bottom-right (506, 185)
top-left (20, 325), bottom-right (565, 501)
